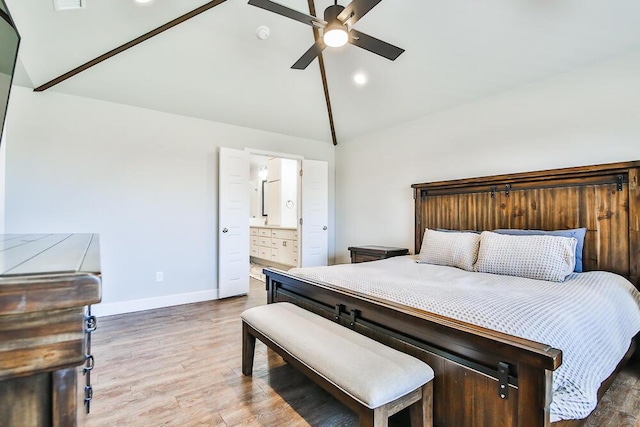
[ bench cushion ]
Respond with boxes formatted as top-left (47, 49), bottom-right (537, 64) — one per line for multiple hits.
top-left (242, 302), bottom-right (434, 409)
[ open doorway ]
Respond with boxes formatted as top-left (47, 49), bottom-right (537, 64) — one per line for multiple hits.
top-left (249, 154), bottom-right (300, 281)
top-left (218, 147), bottom-right (328, 299)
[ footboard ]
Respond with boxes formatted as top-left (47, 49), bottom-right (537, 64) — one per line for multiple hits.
top-left (265, 268), bottom-right (561, 427)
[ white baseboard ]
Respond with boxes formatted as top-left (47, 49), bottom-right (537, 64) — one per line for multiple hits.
top-left (92, 289), bottom-right (218, 317)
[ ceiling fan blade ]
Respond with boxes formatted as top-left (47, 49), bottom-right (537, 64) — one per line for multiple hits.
top-left (349, 29), bottom-right (404, 61)
top-left (337, 0), bottom-right (382, 26)
top-left (248, 0), bottom-right (326, 28)
top-left (291, 40), bottom-right (326, 70)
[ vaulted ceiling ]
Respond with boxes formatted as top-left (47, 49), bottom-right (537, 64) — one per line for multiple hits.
top-left (6, 0), bottom-right (640, 144)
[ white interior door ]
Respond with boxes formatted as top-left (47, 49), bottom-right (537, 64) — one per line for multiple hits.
top-left (301, 159), bottom-right (328, 267)
top-left (218, 147), bottom-right (250, 298)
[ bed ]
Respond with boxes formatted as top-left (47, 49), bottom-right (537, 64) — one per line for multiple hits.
top-left (263, 160), bottom-right (640, 427)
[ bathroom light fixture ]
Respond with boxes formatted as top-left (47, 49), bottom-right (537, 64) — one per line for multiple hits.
top-left (258, 167), bottom-right (268, 181)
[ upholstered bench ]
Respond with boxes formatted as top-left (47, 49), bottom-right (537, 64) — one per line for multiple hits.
top-left (241, 302), bottom-right (434, 427)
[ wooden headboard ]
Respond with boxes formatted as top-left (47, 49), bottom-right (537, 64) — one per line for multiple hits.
top-left (412, 160), bottom-right (640, 288)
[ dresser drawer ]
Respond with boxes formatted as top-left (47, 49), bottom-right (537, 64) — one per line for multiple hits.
top-left (271, 229), bottom-right (297, 240)
top-left (353, 253), bottom-right (383, 263)
top-left (271, 238), bottom-right (294, 249)
top-left (258, 228), bottom-right (271, 237)
top-left (258, 247), bottom-right (271, 259)
top-left (258, 237), bottom-right (271, 247)
top-left (250, 228), bottom-right (260, 236)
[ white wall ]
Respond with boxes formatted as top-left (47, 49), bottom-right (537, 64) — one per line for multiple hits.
top-left (4, 87), bottom-right (335, 315)
top-left (335, 52), bottom-right (640, 264)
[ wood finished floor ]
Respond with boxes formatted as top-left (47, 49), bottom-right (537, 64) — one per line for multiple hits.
top-left (86, 278), bottom-right (640, 427)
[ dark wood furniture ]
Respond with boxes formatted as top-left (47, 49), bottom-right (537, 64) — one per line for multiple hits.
top-left (0, 234), bottom-right (101, 427)
top-left (264, 160), bottom-right (640, 427)
top-left (348, 245), bottom-right (409, 263)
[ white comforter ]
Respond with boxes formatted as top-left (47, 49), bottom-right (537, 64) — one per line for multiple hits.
top-left (288, 256), bottom-right (640, 422)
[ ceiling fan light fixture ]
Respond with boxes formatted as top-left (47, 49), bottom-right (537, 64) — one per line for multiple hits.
top-left (323, 3), bottom-right (348, 48)
top-left (323, 26), bottom-right (348, 48)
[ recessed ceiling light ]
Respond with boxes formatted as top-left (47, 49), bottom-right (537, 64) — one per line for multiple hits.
top-left (353, 72), bottom-right (368, 86)
top-left (133, 0), bottom-right (154, 4)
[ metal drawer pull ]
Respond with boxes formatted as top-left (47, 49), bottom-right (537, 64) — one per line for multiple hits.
top-left (83, 354), bottom-right (95, 374)
top-left (85, 315), bottom-right (98, 332)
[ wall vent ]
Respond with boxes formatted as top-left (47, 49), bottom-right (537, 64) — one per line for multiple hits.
top-left (53, 0), bottom-right (85, 11)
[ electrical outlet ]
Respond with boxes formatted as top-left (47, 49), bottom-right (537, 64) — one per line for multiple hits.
top-left (156, 271), bottom-right (163, 282)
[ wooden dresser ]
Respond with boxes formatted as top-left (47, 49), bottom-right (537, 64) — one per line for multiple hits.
top-left (0, 234), bottom-right (102, 427)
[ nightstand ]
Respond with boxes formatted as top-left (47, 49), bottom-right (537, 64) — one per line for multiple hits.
top-left (348, 245), bottom-right (409, 264)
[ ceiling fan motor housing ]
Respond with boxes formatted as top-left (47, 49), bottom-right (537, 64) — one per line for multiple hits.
top-left (324, 4), bottom-right (345, 24)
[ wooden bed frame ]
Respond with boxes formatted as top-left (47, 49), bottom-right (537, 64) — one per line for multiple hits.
top-left (263, 160), bottom-right (640, 427)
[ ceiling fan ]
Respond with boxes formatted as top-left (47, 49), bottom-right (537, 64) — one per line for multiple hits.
top-left (247, 0), bottom-right (404, 70)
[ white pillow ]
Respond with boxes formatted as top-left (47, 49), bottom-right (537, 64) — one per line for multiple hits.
top-left (474, 231), bottom-right (577, 282)
top-left (416, 229), bottom-right (480, 271)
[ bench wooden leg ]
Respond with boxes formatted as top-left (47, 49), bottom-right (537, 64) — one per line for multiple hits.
top-left (409, 382), bottom-right (433, 427)
top-left (358, 407), bottom-right (390, 427)
top-left (358, 410), bottom-right (376, 427)
top-left (242, 321), bottom-right (256, 376)
top-left (358, 383), bottom-right (432, 427)
top-left (373, 406), bottom-right (389, 427)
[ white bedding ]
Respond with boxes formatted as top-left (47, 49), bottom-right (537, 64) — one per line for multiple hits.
top-left (288, 256), bottom-right (640, 422)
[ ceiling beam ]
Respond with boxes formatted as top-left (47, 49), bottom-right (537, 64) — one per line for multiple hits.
top-left (307, 0), bottom-right (337, 146)
top-left (34, 0), bottom-right (228, 92)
